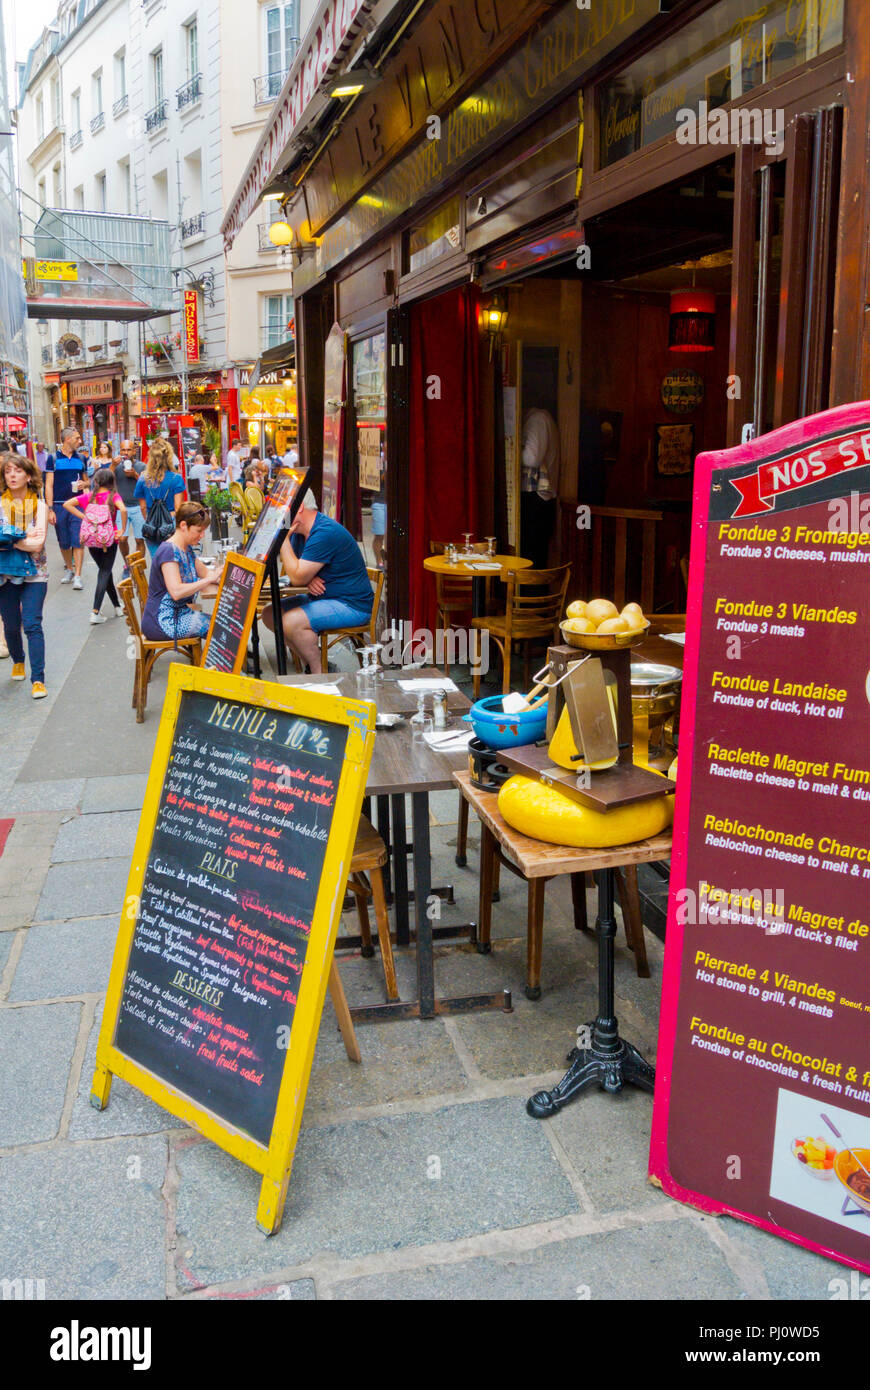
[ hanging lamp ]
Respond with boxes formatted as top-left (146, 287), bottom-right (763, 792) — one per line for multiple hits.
top-left (668, 273), bottom-right (716, 352)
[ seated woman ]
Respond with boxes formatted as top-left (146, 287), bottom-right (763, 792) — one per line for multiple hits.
top-left (141, 501), bottom-right (218, 642)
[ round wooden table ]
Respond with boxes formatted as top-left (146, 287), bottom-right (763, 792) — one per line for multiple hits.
top-left (423, 552), bottom-right (533, 619)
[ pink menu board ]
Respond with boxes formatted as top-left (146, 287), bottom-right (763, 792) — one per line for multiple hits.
top-left (650, 401), bottom-right (870, 1274)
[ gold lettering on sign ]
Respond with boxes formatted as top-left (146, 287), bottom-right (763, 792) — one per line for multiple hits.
top-left (642, 83), bottom-right (689, 126)
top-left (604, 103), bottom-right (639, 152)
top-left (786, 0), bottom-right (842, 45)
top-left (473, 0), bottom-right (502, 47)
top-left (729, 9), bottom-right (779, 70)
top-left (438, 9), bottom-right (465, 89)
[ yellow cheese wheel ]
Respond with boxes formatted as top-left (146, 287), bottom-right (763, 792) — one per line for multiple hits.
top-left (498, 775), bottom-right (674, 848)
top-left (668, 755), bottom-right (678, 780)
top-left (547, 703), bottom-right (617, 772)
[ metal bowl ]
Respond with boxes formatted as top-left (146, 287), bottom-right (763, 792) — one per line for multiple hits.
top-left (560, 619), bottom-right (650, 650)
top-left (629, 661), bottom-right (683, 697)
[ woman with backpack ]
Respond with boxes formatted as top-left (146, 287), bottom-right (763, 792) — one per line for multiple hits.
top-left (134, 437), bottom-right (185, 558)
top-left (0, 451), bottom-right (49, 698)
top-left (141, 500), bottom-right (217, 641)
top-left (62, 467), bottom-right (126, 624)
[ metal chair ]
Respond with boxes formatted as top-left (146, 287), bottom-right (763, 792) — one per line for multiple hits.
top-left (471, 564), bottom-right (571, 696)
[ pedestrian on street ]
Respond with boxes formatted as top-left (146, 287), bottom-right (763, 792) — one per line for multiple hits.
top-left (62, 467), bottom-right (126, 624)
top-left (95, 440), bottom-right (114, 467)
top-left (141, 500), bottom-right (217, 642)
top-left (225, 438), bottom-right (243, 485)
top-left (188, 452), bottom-right (211, 493)
top-left (282, 442), bottom-right (299, 467)
top-left (35, 441), bottom-right (48, 473)
top-left (44, 425), bottom-right (89, 589)
top-left (112, 439), bottom-right (145, 573)
top-left (134, 437), bottom-right (186, 557)
top-left (0, 451), bottom-right (49, 698)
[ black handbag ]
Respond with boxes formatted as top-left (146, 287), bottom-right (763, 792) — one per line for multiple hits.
top-left (141, 492), bottom-right (174, 544)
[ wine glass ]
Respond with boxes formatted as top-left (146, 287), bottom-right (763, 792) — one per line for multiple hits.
top-left (446, 543), bottom-right (458, 565)
top-left (462, 531), bottom-right (473, 556)
top-left (410, 692), bottom-right (433, 740)
top-left (485, 536), bottom-right (496, 557)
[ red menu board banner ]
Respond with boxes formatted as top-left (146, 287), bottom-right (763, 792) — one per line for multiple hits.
top-left (650, 401), bottom-right (870, 1274)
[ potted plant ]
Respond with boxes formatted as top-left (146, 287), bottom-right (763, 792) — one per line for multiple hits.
top-left (204, 483), bottom-right (232, 541)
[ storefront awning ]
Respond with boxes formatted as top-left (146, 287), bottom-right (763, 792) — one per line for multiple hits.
top-left (220, 0), bottom-right (376, 250)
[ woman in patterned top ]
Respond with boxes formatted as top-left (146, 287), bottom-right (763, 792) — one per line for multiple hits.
top-left (0, 453), bottom-right (49, 698)
top-left (140, 500), bottom-right (218, 641)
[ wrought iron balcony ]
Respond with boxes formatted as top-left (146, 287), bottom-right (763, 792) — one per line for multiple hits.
top-left (253, 59), bottom-right (297, 105)
top-left (113, 93), bottom-right (128, 118)
top-left (176, 73), bottom-right (202, 110)
top-left (41, 345), bottom-right (52, 365)
top-left (90, 111), bottom-right (105, 135)
top-left (145, 99), bottom-right (168, 134)
top-left (180, 212), bottom-right (205, 241)
top-left (69, 129), bottom-right (83, 150)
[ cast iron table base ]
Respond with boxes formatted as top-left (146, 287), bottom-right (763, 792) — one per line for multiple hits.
top-left (527, 868), bottom-right (655, 1117)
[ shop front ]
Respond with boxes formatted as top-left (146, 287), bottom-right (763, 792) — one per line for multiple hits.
top-left (233, 362), bottom-right (298, 459)
top-left (226, 0), bottom-right (868, 632)
top-left (63, 366), bottom-right (127, 452)
top-left (140, 374), bottom-right (228, 456)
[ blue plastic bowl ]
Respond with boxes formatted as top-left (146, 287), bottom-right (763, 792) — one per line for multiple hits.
top-left (463, 695), bottom-right (548, 749)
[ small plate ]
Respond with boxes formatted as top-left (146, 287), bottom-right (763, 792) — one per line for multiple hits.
top-left (376, 713), bottom-right (405, 729)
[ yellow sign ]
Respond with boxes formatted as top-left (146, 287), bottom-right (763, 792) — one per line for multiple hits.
top-left (23, 259), bottom-right (79, 282)
top-left (91, 663), bottom-right (375, 1233)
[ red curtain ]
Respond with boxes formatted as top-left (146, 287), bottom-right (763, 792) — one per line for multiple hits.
top-left (408, 284), bottom-right (480, 634)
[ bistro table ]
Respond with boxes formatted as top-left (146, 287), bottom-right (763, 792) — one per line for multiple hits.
top-left (423, 551), bottom-right (533, 622)
top-left (276, 667), bottom-right (510, 1022)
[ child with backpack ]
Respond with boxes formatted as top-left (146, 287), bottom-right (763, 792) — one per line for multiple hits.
top-left (63, 467), bottom-right (127, 624)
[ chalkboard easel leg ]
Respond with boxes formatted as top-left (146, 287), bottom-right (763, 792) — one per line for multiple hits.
top-left (251, 612), bottom-right (261, 679)
top-left (268, 557), bottom-right (288, 676)
top-left (256, 1171), bottom-right (291, 1236)
top-left (89, 1061), bottom-right (113, 1110)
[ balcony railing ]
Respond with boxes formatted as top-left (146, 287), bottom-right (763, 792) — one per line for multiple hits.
top-left (145, 99), bottom-right (168, 134)
top-left (176, 73), bottom-right (202, 110)
top-left (180, 212), bottom-right (205, 241)
top-left (253, 58), bottom-right (297, 105)
top-left (89, 111), bottom-right (105, 135)
top-left (69, 128), bottom-right (83, 150)
top-left (113, 93), bottom-right (128, 118)
top-left (41, 345), bottom-right (52, 365)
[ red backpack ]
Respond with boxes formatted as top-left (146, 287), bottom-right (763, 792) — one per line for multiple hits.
top-left (80, 495), bottom-right (117, 548)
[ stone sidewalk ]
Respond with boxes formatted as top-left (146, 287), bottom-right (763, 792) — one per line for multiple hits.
top-left (0, 551), bottom-right (852, 1300)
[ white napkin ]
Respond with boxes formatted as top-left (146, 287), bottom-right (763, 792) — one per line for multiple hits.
top-left (464, 561), bottom-right (501, 571)
top-left (422, 728), bottom-right (474, 751)
top-left (662, 632), bottom-right (686, 646)
top-left (296, 683), bottom-right (344, 695)
top-left (397, 678), bottom-right (459, 693)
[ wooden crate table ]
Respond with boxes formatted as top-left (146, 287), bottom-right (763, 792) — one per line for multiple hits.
top-left (453, 769), bottom-right (673, 1116)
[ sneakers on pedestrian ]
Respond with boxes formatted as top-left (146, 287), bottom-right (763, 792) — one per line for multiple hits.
top-left (31, 682), bottom-right (46, 699)
top-left (114, 606), bottom-right (124, 618)
top-left (89, 612), bottom-right (107, 625)
top-left (11, 662), bottom-right (25, 680)
top-left (72, 575), bottom-right (83, 590)
top-left (60, 568), bottom-right (73, 584)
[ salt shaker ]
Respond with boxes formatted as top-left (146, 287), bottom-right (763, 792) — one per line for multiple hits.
top-left (433, 691), bottom-right (448, 729)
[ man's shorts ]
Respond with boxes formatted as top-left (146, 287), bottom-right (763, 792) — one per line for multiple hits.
top-left (280, 595), bottom-right (372, 633)
top-left (370, 501), bottom-right (387, 536)
top-left (54, 508), bottom-right (82, 550)
top-left (125, 506), bottom-right (144, 540)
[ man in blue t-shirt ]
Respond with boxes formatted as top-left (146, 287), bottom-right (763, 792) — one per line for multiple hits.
top-left (43, 425), bottom-right (90, 588)
top-left (263, 491), bottom-right (373, 672)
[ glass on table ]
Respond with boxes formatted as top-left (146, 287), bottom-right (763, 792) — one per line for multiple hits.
top-left (462, 532), bottom-right (473, 556)
top-left (446, 543), bottom-right (458, 565)
top-left (485, 536), bottom-right (496, 557)
top-left (410, 692), bottom-right (434, 740)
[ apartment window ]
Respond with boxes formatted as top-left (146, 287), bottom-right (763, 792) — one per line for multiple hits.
top-left (152, 49), bottom-right (164, 106)
top-left (36, 94), bottom-right (44, 142)
top-left (52, 163), bottom-right (62, 207)
top-left (37, 177), bottom-right (46, 206)
top-left (92, 69), bottom-right (103, 117)
top-left (73, 185), bottom-right (84, 210)
top-left (265, 4), bottom-right (298, 93)
top-left (115, 49), bottom-right (126, 99)
top-left (118, 158), bottom-right (131, 214)
top-left (50, 77), bottom-right (60, 127)
top-left (262, 293), bottom-right (293, 350)
top-left (95, 172), bottom-right (107, 213)
top-left (185, 20), bottom-right (199, 79)
top-left (71, 89), bottom-right (81, 130)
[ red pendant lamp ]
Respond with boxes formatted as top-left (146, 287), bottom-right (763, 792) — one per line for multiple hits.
top-left (669, 285), bottom-right (716, 353)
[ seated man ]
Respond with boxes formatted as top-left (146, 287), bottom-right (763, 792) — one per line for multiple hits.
top-left (263, 492), bottom-right (373, 673)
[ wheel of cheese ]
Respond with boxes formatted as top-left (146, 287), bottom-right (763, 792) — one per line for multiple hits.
top-left (497, 774), bottom-right (674, 848)
top-left (548, 703), bottom-right (618, 772)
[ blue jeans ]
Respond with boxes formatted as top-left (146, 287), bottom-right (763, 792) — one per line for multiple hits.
top-left (0, 580), bottom-right (47, 682)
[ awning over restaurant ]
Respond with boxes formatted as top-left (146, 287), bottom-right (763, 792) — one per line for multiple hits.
top-left (220, 0), bottom-right (376, 250)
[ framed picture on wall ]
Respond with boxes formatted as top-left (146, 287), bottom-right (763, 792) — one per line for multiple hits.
top-left (654, 423), bottom-right (695, 475)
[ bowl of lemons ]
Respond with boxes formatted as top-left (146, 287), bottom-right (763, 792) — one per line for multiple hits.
top-left (560, 598), bottom-right (650, 650)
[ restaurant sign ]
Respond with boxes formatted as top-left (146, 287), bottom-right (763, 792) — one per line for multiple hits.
top-left (651, 400), bottom-right (870, 1275)
top-left (303, 0), bottom-right (660, 284)
top-left (184, 290), bottom-right (199, 364)
top-left (68, 377), bottom-right (116, 404)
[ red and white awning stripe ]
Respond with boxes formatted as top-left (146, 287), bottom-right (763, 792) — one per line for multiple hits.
top-left (221, 0), bottom-right (374, 251)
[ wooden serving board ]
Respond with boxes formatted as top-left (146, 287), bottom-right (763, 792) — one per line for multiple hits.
top-left (499, 743), bottom-right (674, 812)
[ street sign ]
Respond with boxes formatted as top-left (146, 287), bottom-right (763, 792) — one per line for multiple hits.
top-left (91, 663), bottom-right (375, 1233)
top-left (23, 259), bottom-right (78, 282)
top-left (650, 400), bottom-right (870, 1275)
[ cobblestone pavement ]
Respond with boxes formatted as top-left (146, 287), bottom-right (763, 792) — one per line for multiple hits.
top-left (0, 548), bottom-right (851, 1300)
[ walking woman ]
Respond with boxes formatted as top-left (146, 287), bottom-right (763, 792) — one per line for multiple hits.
top-left (62, 467), bottom-right (126, 624)
top-left (141, 500), bottom-right (217, 641)
top-left (0, 452), bottom-right (49, 698)
top-left (134, 437), bottom-right (185, 558)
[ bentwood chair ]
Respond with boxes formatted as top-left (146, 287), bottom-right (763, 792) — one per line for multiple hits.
top-left (346, 815), bottom-right (398, 1001)
top-left (471, 564), bottom-right (571, 696)
top-left (319, 566), bottom-right (386, 671)
top-left (118, 578), bottom-right (202, 723)
top-left (430, 542), bottom-right (494, 674)
top-left (127, 551), bottom-right (148, 615)
top-left (241, 485), bottom-right (264, 545)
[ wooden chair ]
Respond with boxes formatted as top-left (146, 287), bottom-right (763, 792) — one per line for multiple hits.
top-left (471, 564), bottom-right (571, 697)
top-left (343, 815), bottom-right (398, 1001)
top-left (430, 542), bottom-right (494, 675)
top-left (118, 578), bottom-right (202, 723)
top-left (127, 551), bottom-right (148, 614)
top-left (319, 566), bottom-right (386, 671)
top-left (585, 506), bottom-right (662, 615)
top-left (242, 485), bottom-right (264, 544)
